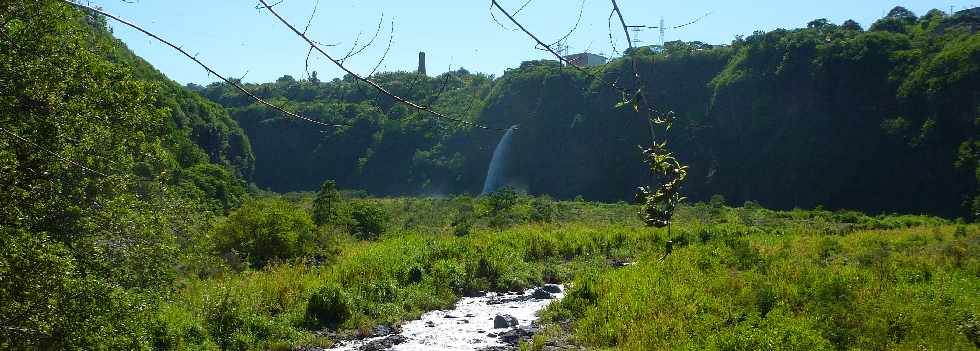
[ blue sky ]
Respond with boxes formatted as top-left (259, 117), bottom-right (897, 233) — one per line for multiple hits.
top-left (95, 0), bottom-right (979, 85)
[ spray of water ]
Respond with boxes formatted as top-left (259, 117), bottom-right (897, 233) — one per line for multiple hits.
top-left (481, 125), bottom-right (519, 195)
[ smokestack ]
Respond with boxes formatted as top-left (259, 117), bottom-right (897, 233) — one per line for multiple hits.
top-left (418, 51), bottom-right (426, 76)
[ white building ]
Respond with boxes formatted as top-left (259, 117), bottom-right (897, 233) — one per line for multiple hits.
top-left (562, 52), bottom-right (607, 67)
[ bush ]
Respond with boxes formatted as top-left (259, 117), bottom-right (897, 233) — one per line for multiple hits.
top-left (349, 202), bottom-right (389, 240)
top-left (214, 198), bottom-right (327, 268)
top-left (307, 284), bottom-right (352, 327)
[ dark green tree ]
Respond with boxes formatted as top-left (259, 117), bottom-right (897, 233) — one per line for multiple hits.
top-left (312, 179), bottom-right (348, 226)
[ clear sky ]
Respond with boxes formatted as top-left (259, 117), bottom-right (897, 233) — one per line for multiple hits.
top-left (94, 0), bottom-right (979, 85)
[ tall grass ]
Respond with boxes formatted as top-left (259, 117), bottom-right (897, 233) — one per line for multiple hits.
top-left (547, 223), bottom-right (980, 350)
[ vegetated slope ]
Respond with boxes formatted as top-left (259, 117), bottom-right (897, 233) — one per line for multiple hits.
top-left (79, 8), bottom-right (256, 212)
top-left (201, 7), bottom-right (979, 218)
top-left (0, 1), bottom-right (252, 348)
top-left (87, 19), bottom-right (255, 180)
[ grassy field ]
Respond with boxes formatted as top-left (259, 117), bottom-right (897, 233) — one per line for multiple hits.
top-left (153, 193), bottom-right (980, 350)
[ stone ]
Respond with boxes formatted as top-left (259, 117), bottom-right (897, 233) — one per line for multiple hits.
top-left (371, 325), bottom-right (397, 337)
top-left (498, 326), bottom-right (534, 346)
top-left (541, 284), bottom-right (562, 293)
top-left (493, 314), bottom-right (519, 329)
top-left (531, 288), bottom-right (554, 299)
top-left (425, 320), bottom-right (435, 327)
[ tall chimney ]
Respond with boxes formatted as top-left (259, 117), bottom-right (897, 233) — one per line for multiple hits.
top-left (418, 51), bottom-right (426, 76)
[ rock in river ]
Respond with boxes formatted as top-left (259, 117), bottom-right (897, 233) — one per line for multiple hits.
top-left (493, 314), bottom-right (519, 329)
top-left (531, 288), bottom-right (554, 300)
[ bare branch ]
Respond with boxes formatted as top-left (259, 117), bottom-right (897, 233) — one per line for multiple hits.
top-left (256, 0), bottom-right (502, 131)
top-left (62, 0), bottom-right (349, 129)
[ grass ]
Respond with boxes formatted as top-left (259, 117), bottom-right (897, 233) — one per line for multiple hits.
top-left (153, 194), bottom-right (980, 350)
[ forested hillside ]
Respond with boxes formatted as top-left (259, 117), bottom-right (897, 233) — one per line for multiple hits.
top-left (1, 2), bottom-right (252, 347)
top-left (202, 7), bottom-right (979, 218)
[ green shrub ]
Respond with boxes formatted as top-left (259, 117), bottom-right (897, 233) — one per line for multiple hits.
top-left (214, 198), bottom-right (326, 268)
top-left (307, 284), bottom-right (352, 327)
top-left (349, 202), bottom-right (389, 240)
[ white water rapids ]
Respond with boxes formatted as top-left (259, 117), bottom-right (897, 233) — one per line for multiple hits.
top-left (328, 286), bottom-right (564, 351)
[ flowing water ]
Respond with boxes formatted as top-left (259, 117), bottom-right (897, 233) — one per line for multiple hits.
top-left (481, 125), bottom-right (518, 195)
top-left (328, 286), bottom-right (564, 351)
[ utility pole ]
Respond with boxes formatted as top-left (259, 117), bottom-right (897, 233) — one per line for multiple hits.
top-left (659, 17), bottom-right (665, 46)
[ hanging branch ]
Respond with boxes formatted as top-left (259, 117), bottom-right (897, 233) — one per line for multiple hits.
top-left (610, 0), bottom-right (633, 49)
top-left (256, 0), bottom-right (504, 131)
top-left (538, 0), bottom-right (586, 50)
top-left (61, 0), bottom-right (349, 130)
top-left (607, 9), bottom-right (620, 56)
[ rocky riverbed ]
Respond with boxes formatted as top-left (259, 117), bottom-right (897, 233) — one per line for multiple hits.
top-left (327, 285), bottom-right (564, 351)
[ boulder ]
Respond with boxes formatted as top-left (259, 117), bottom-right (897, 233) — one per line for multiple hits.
top-left (531, 288), bottom-right (554, 299)
top-left (498, 326), bottom-right (534, 345)
top-left (541, 284), bottom-right (562, 293)
top-left (493, 314), bottom-right (519, 329)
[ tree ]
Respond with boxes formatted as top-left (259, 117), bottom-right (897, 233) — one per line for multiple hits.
top-left (886, 6), bottom-right (917, 21)
top-left (808, 18), bottom-right (832, 29)
top-left (842, 19), bottom-right (863, 31)
top-left (312, 179), bottom-right (348, 226)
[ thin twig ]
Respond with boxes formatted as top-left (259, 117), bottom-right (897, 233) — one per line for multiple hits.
top-left (513, 0), bottom-right (534, 15)
top-left (341, 14), bottom-right (384, 63)
top-left (368, 19), bottom-right (395, 78)
top-left (547, 0), bottom-right (586, 47)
